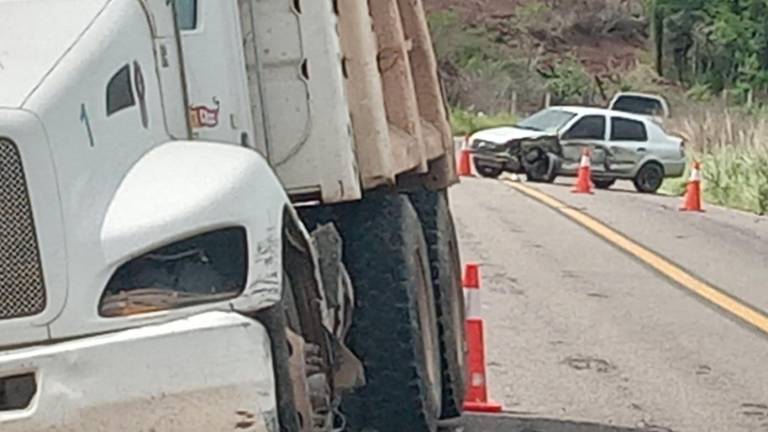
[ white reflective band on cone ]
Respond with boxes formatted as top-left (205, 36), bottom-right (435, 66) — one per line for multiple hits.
top-left (690, 168), bottom-right (701, 182)
top-left (580, 154), bottom-right (590, 168)
top-left (464, 287), bottom-right (482, 318)
top-left (471, 372), bottom-right (485, 387)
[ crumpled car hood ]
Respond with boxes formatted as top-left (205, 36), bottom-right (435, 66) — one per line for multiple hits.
top-left (470, 126), bottom-right (552, 144)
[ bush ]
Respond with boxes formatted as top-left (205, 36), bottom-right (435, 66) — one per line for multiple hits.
top-left (543, 59), bottom-right (594, 104)
top-left (449, 107), bottom-right (518, 136)
top-left (428, 10), bottom-right (548, 114)
top-left (702, 150), bottom-right (768, 215)
top-left (662, 106), bottom-right (768, 214)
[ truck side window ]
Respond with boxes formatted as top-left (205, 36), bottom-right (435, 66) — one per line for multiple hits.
top-left (174, 0), bottom-right (198, 31)
top-left (610, 117), bottom-right (648, 141)
top-left (106, 65), bottom-right (135, 116)
top-left (562, 115), bottom-right (605, 140)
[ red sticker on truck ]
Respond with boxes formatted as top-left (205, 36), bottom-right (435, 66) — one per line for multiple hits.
top-left (188, 98), bottom-right (221, 129)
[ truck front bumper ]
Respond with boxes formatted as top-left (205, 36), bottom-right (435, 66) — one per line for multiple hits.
top-left (0, 312), bottom-right (278, 432)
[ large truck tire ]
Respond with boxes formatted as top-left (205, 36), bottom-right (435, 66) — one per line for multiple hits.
top-left (300, 190), bottom-right (442, 432)
top-left (408, 187), bottom-right (467, 419)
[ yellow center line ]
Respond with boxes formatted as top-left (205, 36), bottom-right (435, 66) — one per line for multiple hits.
top-left (505, 180), bottom-right (768, 336)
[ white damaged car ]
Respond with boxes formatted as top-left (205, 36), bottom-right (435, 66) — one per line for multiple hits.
top-left (467, 106), bottom-right (687, 193)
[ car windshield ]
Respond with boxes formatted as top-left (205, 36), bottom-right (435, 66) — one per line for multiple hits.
top-left (517, 109), bottom-right (577, 133)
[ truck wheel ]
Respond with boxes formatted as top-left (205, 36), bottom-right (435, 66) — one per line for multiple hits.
top-left (408, 188), bottom-right (467, 419)
top-left (300, 191), bottom-right (442, 432)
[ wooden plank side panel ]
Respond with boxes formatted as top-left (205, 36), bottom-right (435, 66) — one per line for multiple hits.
top-left (397, 0), bottom-right (458, 188)
top-left (369, 0), bottom-right (428, 174)
top-left (337, 0), bottom-right (457, 190)
top-left (337, 0), bottom-right (397, 189)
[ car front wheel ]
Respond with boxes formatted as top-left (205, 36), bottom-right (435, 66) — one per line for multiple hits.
top-left (633, 163), bottom-right (664, 193)
top-left (474, 161), bottom-right (503, 178)
top-left (525, 154), bottom-right (557, 183)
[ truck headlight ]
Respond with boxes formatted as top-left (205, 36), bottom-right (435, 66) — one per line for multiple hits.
top-left (99, 227), bottom-right (248, 317)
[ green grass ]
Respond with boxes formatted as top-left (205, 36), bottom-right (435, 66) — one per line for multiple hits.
top-left (449, 107), bottom-right (518, 136)
top-left (699, 150), bottom-right (768, 215)
top-left (661, 108), bottom-right (768, 215)
top-left (660, 150), bottom-right (768, 215)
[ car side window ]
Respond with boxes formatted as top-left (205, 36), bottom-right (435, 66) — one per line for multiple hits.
top-left (562, 115), bottom-right (606, 140)
top-left (610, 117), bottom-right (648, 141)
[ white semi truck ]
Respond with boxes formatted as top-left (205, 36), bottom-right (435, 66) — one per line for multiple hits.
top-left (0, 1), bottom-right (465, 431)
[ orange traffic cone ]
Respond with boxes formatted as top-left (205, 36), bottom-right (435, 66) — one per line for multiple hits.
top-left (680, 161), bottom-right (704, 212)
top-left (457, 149), bottom-right (473, 177)
top-left (572, 148), bottom-right (593, 194)
top-left (462, 263), bottom-right (503, 413)
top-left (463, 262), bottom-right (480, 289)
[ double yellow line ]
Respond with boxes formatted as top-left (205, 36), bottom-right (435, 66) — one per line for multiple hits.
top-left (506, 181), bottom-right (768, 336)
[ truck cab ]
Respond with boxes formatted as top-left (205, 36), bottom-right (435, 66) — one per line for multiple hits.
top-left (608, 92), bottom-right (671, 125)
top-left (0, 1), bottom-right (292, 429)
top-left (0, 1), bottom-right (463, 431)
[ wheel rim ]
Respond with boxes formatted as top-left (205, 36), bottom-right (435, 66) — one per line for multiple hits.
top-left (639, 165), bottom-right (663, 191)
top-left (449, 239), bottom-right (467, 378)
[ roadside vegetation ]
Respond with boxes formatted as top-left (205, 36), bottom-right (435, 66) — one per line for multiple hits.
top-left (427, 0), bottom-right (768, 215)
top-left (663, 107), bottom-right (768, 214)
top-left (449, 107), bottom-right (517, 136)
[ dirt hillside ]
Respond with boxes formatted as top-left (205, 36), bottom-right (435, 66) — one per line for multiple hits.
top-left (425, 0), bottom-right (649, 77)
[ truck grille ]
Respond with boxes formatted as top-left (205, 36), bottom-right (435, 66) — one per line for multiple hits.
top-left (0, 138), bottom-right (46, 319)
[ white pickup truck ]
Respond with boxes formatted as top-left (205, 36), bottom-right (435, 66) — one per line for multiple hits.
top-left (608, 92), bottom-right (671, 124)
top-left (0, 1), bottom-right (465, 431)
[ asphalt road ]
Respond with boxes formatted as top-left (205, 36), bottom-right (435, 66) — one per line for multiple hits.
top-left (450, 177), bottom-right (768, 432)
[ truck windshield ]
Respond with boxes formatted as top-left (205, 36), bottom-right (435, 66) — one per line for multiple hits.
top-left (611, 95), bottom-right (665, 116)
top-left (173, 0), bottom-right (197, 31)
top-left (517, 109), bottom-right (577, 133)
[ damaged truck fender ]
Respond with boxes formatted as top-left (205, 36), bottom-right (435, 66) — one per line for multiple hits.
top-left (99, 141), bottom-right (288, 319)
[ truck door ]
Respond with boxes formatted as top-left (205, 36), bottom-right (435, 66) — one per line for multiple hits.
top-left (174, 0), bottom-right (254, 146)
top-left (140, 0), bottom-right (189, 139)
top-left (559, 115), bottom-right (609, 174)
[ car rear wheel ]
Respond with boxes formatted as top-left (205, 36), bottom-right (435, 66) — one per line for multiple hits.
top-left (634, 163), bottom-right (664, 193)
top-left (593, 178), bottom-right (616, 189)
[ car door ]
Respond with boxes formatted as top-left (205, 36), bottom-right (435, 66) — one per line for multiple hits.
top-left (559, 114), bottom-right (608, 173)
top-left (607, 116), bottom-right (649, 174)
